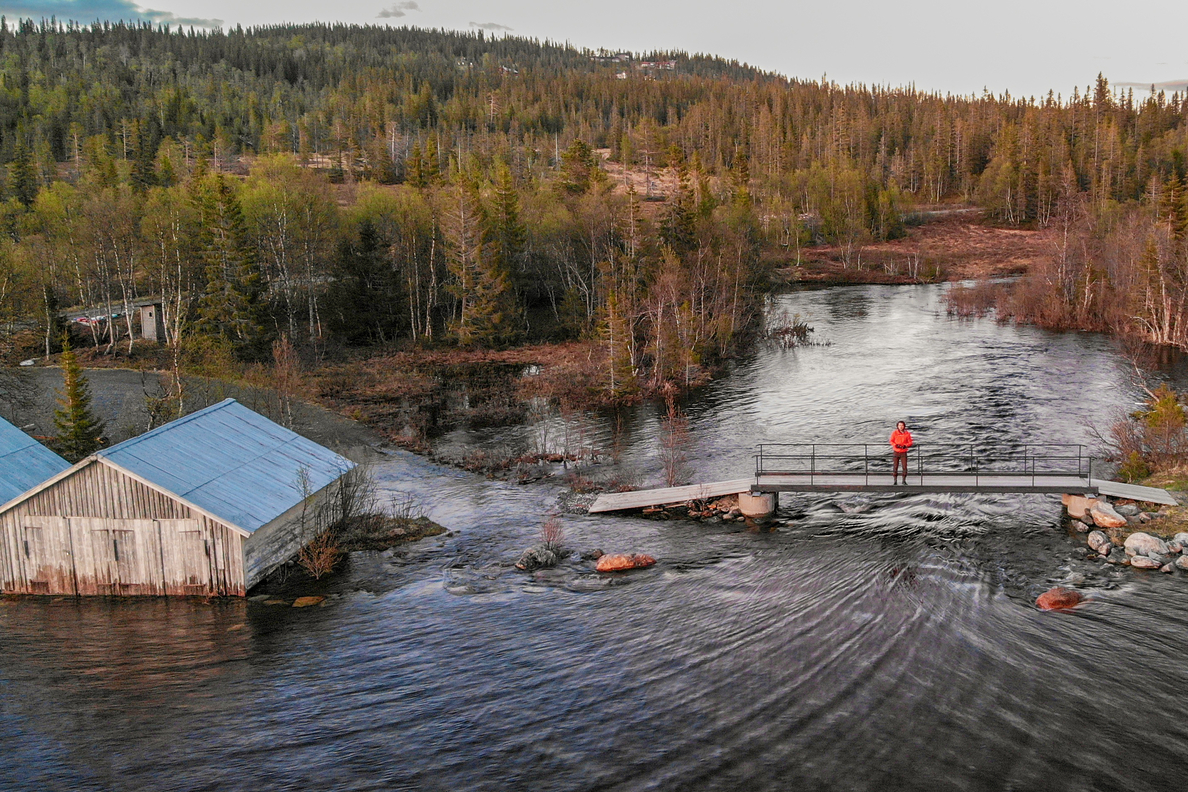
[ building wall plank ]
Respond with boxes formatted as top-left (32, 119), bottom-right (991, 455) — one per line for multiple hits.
top-left (0, 461), bottom-right (247, 597)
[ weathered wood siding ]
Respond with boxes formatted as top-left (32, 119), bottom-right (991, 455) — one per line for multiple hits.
top-left (244, 480), bottom-right (339, 590)
top-left (0, 460), bottom-right (245, 597)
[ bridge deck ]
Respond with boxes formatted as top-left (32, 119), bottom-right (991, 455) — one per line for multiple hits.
top-left (586, 475), bottom-right (1178, 513)
top-left (755, 472), bottom-right (1095, 494)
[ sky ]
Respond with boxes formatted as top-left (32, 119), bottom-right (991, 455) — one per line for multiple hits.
top-left (1, 0), bottom-right (1187, 100)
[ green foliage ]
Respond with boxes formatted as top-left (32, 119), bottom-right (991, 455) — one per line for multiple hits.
top-left (193, 172), bottom-right (269, 357)
top-left (1119, 451), bottom-right (1152, 483)
top-left (326, 219), bottom-right (404, 344)
top-left (8, 140), bottom-right (38, 207)
top-left (52, 341), bottom-right (106, 462)
top-left (559, 140), bottom-right (602, 195)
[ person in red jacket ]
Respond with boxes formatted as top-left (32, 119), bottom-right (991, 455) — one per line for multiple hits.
top-left (890, 421), bottom-right (913, 485)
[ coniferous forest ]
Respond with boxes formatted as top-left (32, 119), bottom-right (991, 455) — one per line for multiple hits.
top-left (1, 20), bottom-right (1187, 403)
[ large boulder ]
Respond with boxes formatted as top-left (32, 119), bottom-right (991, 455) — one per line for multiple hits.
top-left (1174, 532), bottom-right (1188, 547)
top-left (516, 545), bottom-right (559, 571)
top-left (1087, 530), bottom-right (1112, 555)
top-left (1115, 503), bottom-right (1141, 517)
top-left (595, 553), bottom-right (657, 572)
top-left (1176, 556), bottom-right (1188, 572)
top-left (1089, 501), bottom-right (1128, 529)
top-left (1130, 555), bottom-right (1162, 570)
top-left (1036, 587), bottom-right (1083, 611)
top-left (1062, 494), bottom-right (1098, 520)
top-left (1124, 532), bottom-right (1170, 558)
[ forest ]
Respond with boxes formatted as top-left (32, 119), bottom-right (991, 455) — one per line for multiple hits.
top-left (0, 19), bottom-right (1186, 407)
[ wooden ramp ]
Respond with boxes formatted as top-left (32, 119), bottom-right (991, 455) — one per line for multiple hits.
top-left (1094, 480), bottom-right (1179, 506)
top-left (588, 479), bottom-right (752, 514)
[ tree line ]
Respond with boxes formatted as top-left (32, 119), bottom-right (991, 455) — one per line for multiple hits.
top-left (0, 20), bottom-right (1186, 394)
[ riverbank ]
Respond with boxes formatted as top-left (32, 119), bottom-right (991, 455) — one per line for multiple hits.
top-left (775, 211), bottom-right (1048, 285)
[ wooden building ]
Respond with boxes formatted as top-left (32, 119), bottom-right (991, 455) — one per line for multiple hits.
top-left (0, 399), bottom-right (355, 597)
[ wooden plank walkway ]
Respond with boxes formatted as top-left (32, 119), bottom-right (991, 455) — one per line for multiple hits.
top-left (1094, 480), bottom-right (1179, 506)
top-left (588, 479), bottom-right (752, 514)
top-left (586, 475), bottom-right (1179, 513)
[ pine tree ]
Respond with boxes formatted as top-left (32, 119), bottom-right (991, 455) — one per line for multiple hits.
top-left (9, 139), bottom-right (38, 207)
top-left (52, 340), bottom-right (106, 462)
top-left (559, 139), bottom-right (600, 194)
top-left (443, 174), bottom-right (520, 346)
top-left (485, 163), bottom-right (526, 276)
top-left (405, 143), bottom-right (424, 188)
top-left (194, 173), bottom-right (268, 357)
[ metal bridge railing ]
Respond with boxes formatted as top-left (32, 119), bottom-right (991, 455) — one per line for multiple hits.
top-left (754, 443), bottom-right (1093, 487)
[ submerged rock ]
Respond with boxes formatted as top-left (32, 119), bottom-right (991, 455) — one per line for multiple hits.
top-left (1124, 532), bottom-right (1170, 558)
top-left (516, 545), bottom-right (560, 571)
top-left (1037, 587), bottom-right (1083, 611)
top-left (580, 548), bottom-right (605, 561)
top-left (596, 553), bottom-right (657, 572)
top-left (292, 596), bottom-right (325, 608)
top-left (1107, 547), bottom-right (1130, 565)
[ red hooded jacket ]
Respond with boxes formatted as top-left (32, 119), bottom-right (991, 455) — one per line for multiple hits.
top-left (890, 428), bottom-right (913, 453)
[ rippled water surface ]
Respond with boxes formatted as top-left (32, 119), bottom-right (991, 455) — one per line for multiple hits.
top-left (5, 285), bottom-right (1188, 791)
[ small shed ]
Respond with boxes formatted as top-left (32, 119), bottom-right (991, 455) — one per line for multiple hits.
top-left (138, 302), bottom-right (165, 343)
top-left (0, 399), bottom-right (355, 597)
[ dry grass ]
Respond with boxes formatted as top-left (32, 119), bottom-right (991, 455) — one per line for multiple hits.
top-left (296, 530), bottom-right (341, 579)
top-left (945, 280), bottom-right (1010, 317)
top-left (778, 214), bottom-right (1052, 284)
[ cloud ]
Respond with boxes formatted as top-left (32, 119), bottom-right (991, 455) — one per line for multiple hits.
top-left (470, 21), bottom-right (512, 31)
top-left (0, 1), bottom-right (221, 27)
top-left (377, 1), bottom-right (418, 19)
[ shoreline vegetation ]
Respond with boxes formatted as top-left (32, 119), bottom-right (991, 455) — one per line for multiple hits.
top-left (0, 23), bottom-right (1183, 492)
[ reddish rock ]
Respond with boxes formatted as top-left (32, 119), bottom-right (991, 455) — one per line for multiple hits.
top-left (596, 553), bottom-right (656, 572)
top-left (1036, 587), bottom-right (1084, 611)
top-left (596, 554), bottom-right (635, 572)
top-left (1089, 502), bottom-right (1127, 530)
top-left (1063, 494), bottom-right (1099, 519)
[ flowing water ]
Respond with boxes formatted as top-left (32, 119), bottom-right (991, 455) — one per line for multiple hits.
top-left (5, 285), bottom-right (1188, 791)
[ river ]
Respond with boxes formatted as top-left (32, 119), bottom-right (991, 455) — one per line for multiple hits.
top-left (4, 284), bottom-right (1188, 791)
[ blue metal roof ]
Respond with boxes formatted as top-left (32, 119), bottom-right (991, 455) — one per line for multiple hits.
top-left (0, 417), bottom-right (70, 505)
top-left (98, 399), bottom-right (355, 532)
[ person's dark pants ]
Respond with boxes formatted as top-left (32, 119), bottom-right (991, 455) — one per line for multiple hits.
top-left (893, 451), bottom-right (908, 482)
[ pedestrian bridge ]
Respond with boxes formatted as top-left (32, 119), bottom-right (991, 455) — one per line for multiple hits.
top-left (588, 443), bottom-right (1178, 514)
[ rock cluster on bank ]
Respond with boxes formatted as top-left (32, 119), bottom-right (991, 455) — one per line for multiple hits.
top-left (642, 494), bottom-right (752, 522)
top-left (1064, 494), bottom-right (1187, 573)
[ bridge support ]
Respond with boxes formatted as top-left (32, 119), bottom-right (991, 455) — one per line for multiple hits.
top-left (739, 490), bottom-right (777, 518)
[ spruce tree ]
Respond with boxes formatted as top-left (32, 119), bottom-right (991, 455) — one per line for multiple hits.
top-left (194, 172), bottom-right (268, 357)
top-left (9, 139), bottom-right (38, 207)
top-left (53, 341), bottom-right (105, 463)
